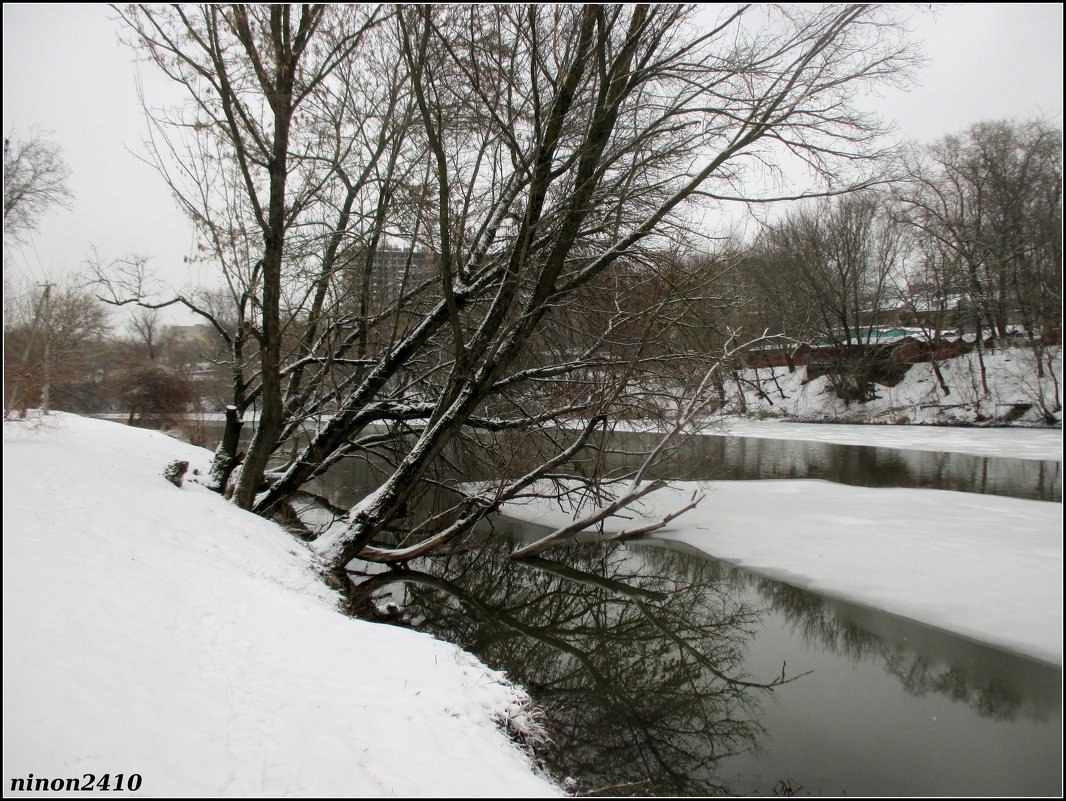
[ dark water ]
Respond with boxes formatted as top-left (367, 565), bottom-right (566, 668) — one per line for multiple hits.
top-left (284, 426), bottom-right (1062, 508)
top-left (646, 430), bottom-right (1061, 502)
top-left (322, 426), bottom-right (1061, 796)
top-left (153, 416), bottom-right (1061, 502)
top-left (346, 535), bottom-right (1062, 796)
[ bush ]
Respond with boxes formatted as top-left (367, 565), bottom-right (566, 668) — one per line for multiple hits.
top-left (116, 364), bottom-right (196, 427)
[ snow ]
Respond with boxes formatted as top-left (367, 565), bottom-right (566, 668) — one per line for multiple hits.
top-left (716, 419), bottom-right (1063, 461)
top-left (567, 415), bottom-right (1062, 461)
top-left (499, 480), bottom-right (1062, 666)
top-left (551, 349), bottom-right (1062, 462)
top-left (3, 413), bottom-right (558, 797)
top-left (727, 347), bottom-right (1062, 427)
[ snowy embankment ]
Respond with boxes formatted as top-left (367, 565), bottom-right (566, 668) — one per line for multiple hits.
top-left (728, 347), bottom-right (1062, 427)
top-left (3, 414), bottom-right (557, 797)
top-left (500, 480), bottom-right (1063, 666)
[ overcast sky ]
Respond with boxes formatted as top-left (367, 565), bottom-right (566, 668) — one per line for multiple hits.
top-left (3, 4), bottom-right (1062, 320)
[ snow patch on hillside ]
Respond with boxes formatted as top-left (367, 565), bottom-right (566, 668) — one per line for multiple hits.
top-left (727, 347), bottom-right (1062, 427)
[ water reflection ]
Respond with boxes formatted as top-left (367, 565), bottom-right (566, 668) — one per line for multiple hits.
top-left (740, 567), bottom-right (1058, 722)
top-left (599, 430), bottom-right (1061, 501)
top-left (348, 544), bottom-right (797, 796)
top-left (347, 535), bottom-right (1062, 796)
top-left (633, 540), bottom-right (1060, 733)
top-left (174, 418), bottom-right (1061, 503)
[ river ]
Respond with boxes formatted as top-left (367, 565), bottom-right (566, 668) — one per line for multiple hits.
top-left (119, 416), bottom-right (1065, 795)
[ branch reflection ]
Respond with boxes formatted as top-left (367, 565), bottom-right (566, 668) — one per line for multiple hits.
top-left (348, 543), bottom-right (795, 796)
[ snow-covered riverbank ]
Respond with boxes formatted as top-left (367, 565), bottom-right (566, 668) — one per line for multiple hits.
top-left (3, 413), bottom-right (558, 797)
top-left (727, 347), bottom-right (1062, 427)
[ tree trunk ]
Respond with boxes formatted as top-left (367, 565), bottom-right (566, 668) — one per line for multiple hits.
top-left (232, 8), bottom-right (299, 510)
top-left (930, 356), bottom-right (951, 397)
top-left (207, 406), bottom-right (244, 493)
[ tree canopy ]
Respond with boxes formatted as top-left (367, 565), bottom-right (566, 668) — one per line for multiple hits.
top-left (110, 3), bottom-right (921, 569)
top-left (3, 129), bottom-right (73, 243)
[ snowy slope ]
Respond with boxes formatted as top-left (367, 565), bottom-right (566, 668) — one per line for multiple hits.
top-left (728, 348), bottom-right (1062, 427)
top-left (3, 413), bottom-right (558, 797)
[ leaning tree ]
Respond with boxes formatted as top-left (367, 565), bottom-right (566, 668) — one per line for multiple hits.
top-left (112, 3), bottom-right (918, 570)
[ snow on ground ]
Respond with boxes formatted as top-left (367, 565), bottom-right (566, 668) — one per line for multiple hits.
top-left (728, 347), bottom-right (1062, 427)
top-left (3, 413), bottom-right (557, 797)
top-left (715, 419), bottom-right (1063, 461)
top-left (499, 480), bottom-right (1063, 666)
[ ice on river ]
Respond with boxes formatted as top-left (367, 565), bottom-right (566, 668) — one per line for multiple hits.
top-left (716, 418), bottom-right (1063, 461)
top-left (501, 479), bottom-right (1062, 666)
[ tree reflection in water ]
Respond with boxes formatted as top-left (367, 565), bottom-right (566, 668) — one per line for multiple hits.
top-left (347, 543), bottom-right (798, 797)
top-left (345, 537), bottom-right (1059, 795)
top-left (741, 571), bottom-right (1045, 722)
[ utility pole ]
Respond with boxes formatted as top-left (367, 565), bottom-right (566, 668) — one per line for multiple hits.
top-left (40, 282), bottom-right (53, 415)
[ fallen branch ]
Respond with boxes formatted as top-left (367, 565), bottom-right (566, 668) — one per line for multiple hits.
top-left (611, 489), bottom-right (704, 541)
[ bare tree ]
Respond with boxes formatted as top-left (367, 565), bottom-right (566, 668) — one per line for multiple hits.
top-left (896, 119), bottom-right (1062, 409)
top-left (125, 306), bottom-right (162, 363)
top-left (3, 129), bottom-right (74, 243)
top-left (732, 248), bottom-right (819, 374)
top-left (890, 221), bottom-right (963, 397)
top-left (746, 192), bottom-right (905, 401)
top-left (114, 4), bottom-right (387, 507)
top-left (116, 3), bottom-right (918, 568)
top-left (3, 280), bottom-right (111, 417)
top-left (116, 363), bottom-right (197, 428)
